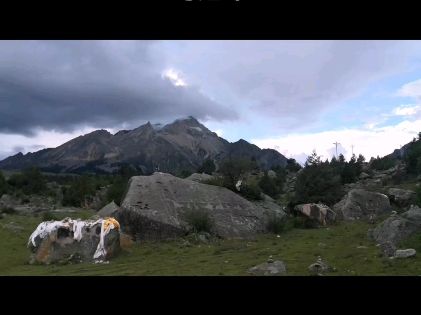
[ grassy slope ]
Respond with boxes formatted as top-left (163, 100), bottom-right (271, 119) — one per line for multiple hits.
top-left (2, 213), bottom-right (421, 276)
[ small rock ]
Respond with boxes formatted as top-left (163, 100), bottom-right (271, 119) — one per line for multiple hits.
top-left (356, 246), bottom-right (368, 249)
top-left (248, 261), bottom-right (287, 275)
top-left (318, 243), bottom-right (327, 248)
top-left (309, 261), bottom-right (331, 273)
top-left (267, 255), bottom-right (274, 263)
top-left (179, 241), bottom-right (193, 248)
top-left (394, 249), bottom-right (416, 259)
top-left (381, 242), bottom-right (397, 257)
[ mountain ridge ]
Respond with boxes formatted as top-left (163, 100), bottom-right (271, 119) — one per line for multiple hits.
top-left (0, 117), bottom-right (288, 175)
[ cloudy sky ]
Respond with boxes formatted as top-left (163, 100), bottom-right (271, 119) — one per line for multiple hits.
top-left (1, 40), bottom-right (421, 165)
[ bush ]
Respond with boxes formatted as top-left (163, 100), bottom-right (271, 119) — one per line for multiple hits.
top-left (183, 210), bottom-right (214, 233)
top-left (285, 158), bottom-right (302, 172)
top-left (42, 211), bottom-right (59, 221)
top-left (258, 173), bottom-right (280, 199)
top-left (0, 170), bottom-right (9, 196)
top-left (197, 159), bottom-right (216, 175)
top-left (266, 215), bottom-right (286, 234)
top-left (62, 173), bottom-right (96, 207)
top-left (1, 206), bottom-right (16, 215)
top-left (238, 184), bottom-right (264, 201)
top-left (291, 216), bottom-right (318, 229)
top-left (104, 175), bottom-right (128, 206)
top-left (178, 170), bottom-right (193, 179)
top-left (218, 157), bottom-right (259, 189)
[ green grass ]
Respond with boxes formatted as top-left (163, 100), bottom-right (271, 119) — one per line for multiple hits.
top-left (1, 213), bottom-right (421, 276)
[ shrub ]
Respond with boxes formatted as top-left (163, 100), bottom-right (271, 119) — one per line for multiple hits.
top-left (1, 206), bottom-right (16, 215)
top-left (202, 177), bottom-right (224, 187)
top-left (266, 215), bottom-right (286, 234)
top-left (291, 215), bottom-right (319, 229)
top-left (42, 211), bottom-right (59, 221)
top-left (183, 210), bottom-right (214, 233)
top-left (258, 173), bottom-right (280, 199)
top-left (0, 170), bottom-right (9, 195)
top-left (238, 184), bottom-right (264, 201)
top-left (178, 170), bottom-right (193, 179)
top-left (197, 159), bottom-right (216, 175)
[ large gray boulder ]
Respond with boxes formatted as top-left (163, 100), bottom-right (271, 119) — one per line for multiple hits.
top-left (115, 172), bottom-right (287, 241)
top-left (333, 189), bottom-right (392, 221)
top-left (28, 217), bottom-right (121, 264)
top-left (97, 201), bottom-right (120, 218)
top-left (387, 188), bottom-right (416, 208)
top-left (185, 173), bottom-right (214, 183)
top-left (368, 206), bottom-right (421, 246)
top-left (293, 203), bottom-right (336, 226)
top-left (359, 172), bottom-right (370, 180)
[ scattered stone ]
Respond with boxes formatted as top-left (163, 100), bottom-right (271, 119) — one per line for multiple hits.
top-left (359, 172), bottom-right (370, 180)
top-left (248, 261), bottom-right (287, 275)
top-left (308, 261), bottom-right (331, 272)
top-left (394, 249), bottom-right (416, 259)
top-left (267, 170), bottom-right (277, 179)
top-left (356, 246), bottom-right (368, 249)
top-left (179, 240), bottom-right (193, 248)
top-left (381, 242), bottom-right (397, 258)
top-left (318, 243), bottom-right (327, 248)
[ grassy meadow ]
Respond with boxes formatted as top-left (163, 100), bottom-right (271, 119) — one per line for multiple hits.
top-left (1, 211), bottom-right (421, 276)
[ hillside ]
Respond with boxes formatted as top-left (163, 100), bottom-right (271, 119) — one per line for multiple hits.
top-left (0, 117), bottom-right (287, 175)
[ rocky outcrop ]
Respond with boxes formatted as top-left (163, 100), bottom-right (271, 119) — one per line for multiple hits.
top-left (293, 203), bottom-right (336, 226)
top-left (185, 173), bottom-right (214, 183)
top-left (367, 206), bottom-right (421, 246)
top-left (28, 217), bottom-right (121, 264)
top-left (267, 170), bottom-right (276, 179)
top-left (333, 189), bottom-right (392, 221)
top-left (97, 201), bottom-right (120, 218)
top-left (115, 172), bottom-right (287, 241)
top-left (387, 188), bottom-right (416, 208)
top-left (359, 172), bottom-right (370, 180)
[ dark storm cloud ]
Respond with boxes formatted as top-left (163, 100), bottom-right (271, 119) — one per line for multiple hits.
top-left (0, 40), bottom-right (239, 136)
top-left (165, 40), bottom-right (421, 132)
top-left (11, 145), bottom-right (44, 154)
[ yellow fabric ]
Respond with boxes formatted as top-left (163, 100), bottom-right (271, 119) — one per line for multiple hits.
top-left (104, 218), bottom-right (120, 230)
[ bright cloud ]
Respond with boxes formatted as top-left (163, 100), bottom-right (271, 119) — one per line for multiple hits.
top-left (214, 129), bottom-right (223, 137)
top-left (251, 119), bottom-right (421, 165)
top-left (162, 68), bottom-right (187, 87)
top-left (392, 104), bottom-right (421, 116)
top-left (398, 79), bottom-right (421, 98)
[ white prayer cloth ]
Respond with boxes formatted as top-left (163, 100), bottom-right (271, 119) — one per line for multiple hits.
top-left (28, 218), bottom-right (119, 260)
